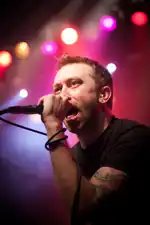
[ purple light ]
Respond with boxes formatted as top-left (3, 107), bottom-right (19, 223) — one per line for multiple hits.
top-left (100, 16), bottom-right (117, 31)
top-left (41, 42), bottom-right (57, 55)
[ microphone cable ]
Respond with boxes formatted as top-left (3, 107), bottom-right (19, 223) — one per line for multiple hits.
top-left (0, 104), bottom-right (47, 135)
top-left (0, 116), bottom-right (47, 136)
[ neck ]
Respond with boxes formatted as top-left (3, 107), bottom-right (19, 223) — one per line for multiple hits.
top-left (77, 110), bottom-right (112, 149)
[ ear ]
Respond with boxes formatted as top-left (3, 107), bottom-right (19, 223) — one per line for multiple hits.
top-left (98, 86), bottom-right (112, 104)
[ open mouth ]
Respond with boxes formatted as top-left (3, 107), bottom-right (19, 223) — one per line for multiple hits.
top-left (66, 106), bottom-right (79, 120)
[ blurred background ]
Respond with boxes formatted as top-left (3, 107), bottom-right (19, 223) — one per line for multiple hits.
top-left (0, 0), bottom-right (150, 224)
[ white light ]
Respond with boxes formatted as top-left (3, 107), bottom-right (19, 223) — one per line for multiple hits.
top-left (19, 89), bottom-right (28, 98)
top-left (28, 114), bottom-right (41, 124)
top-left (106, 63), bottom-right (117, 74)
top-left (61, 28), bottom-right (78, 45)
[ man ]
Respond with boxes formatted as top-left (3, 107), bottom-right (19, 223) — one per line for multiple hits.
top-left (38, 54), bottom-right (150, 224)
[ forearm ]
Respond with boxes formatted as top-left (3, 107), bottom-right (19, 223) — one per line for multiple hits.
top-left (50, 144), bottom-right (96, 208)
top-left (50, 144), bottom-right (78, 213)
top-left (45, 122), bottom-right (78, 212)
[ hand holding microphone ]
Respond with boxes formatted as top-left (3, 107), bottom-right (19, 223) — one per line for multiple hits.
top-left (0, 94), bottom-right (71, 137)
top-left (37, 94), bottom-right (72, 136)
top-left (0, 94), bottom-right (72, 121)
top-left (0, 94), bottom-right (72, 147)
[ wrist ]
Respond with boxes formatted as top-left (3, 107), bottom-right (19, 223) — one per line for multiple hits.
top-left (48, 139), bottom-right (67, 152)
top-left (47, 126), bottom-right (65, 140)
top-left (43, 115), bottom-right (61, 127)
top-left (44, 117), bottom-right (63, 138)
top-left (45, 127), bottom-right (68, 151)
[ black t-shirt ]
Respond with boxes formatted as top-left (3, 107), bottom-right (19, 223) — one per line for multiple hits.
top-left (71, 116), bottom-right (150, 224)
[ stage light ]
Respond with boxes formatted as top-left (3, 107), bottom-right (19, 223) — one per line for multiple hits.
top-left (0, 51), bottom-right (12, 68)
top-left (106, 63), bottom-right (117, 74)
top-left (41, 42), bottom-right (57, 55)
top-left (15, 42), bottom-right (30, 59)
top-left (131, 12), bottom-right (148, 26)
top-left (61, 28), bottom-right (78, 45)
top-left (19, 89), bottom-right (28, 98)
top-left (100, 16), bottom-right (117, 31)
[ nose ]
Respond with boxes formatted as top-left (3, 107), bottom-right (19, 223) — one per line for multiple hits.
top-left (60, 86), bottom-right (71, 101)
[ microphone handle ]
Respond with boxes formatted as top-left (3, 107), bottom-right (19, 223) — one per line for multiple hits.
top-left (9, 104), bottom-right (43, 114)
top-left (0, 104), bottom-right (43, 115)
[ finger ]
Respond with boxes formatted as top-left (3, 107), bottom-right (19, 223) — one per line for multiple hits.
top-left (54, 95), bottom-right (62, 117)
top-left (37, 96), bottom-right (45, 105)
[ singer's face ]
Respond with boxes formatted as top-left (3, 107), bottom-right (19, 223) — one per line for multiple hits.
top-left (53, 63), bottom-right (100, 133)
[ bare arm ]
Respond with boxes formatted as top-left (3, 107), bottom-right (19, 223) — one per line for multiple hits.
top-left (77, 166), bottom-right (127, 213)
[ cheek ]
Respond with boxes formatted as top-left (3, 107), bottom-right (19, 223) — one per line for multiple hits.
top-left (79, 94), bottom-right (98, 111)
top-left (70, 87), bottom-right (98, 107)
top-left (81, 88), bottom-right (98, 102)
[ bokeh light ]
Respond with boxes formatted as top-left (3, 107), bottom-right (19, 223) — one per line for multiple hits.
top-left (41, 42), bottom-right (57, 55)
top-left (100, 16), bottom-right (117, 31)
top-left (15, 42), bottom-right (30, 59)
top-left (131, 12), bottom-right (148, 26)
top-left (19, 89), bottom-right (28, 98)
top-left (0, 51), bottom-right (12, 68)
top-left (61, 27), bottom-right (78, 45)
top-left (106, 63), bottom-right (117, 74)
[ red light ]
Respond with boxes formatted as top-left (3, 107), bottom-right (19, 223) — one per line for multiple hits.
top-left (131, 12), bottom-right (148, 26)
top-left (0, 51), bottom-right (12, 68)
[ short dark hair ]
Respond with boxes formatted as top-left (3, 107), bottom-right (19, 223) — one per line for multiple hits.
top-left (57, 54), bottom-right (113, 109)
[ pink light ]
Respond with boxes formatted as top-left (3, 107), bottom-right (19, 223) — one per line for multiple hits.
top-left (131, 12), bottom-right (148, 26)
top-left (100, 16), bottom-right (117, 31)
top-left (41, 42), bottom-right (57, 55)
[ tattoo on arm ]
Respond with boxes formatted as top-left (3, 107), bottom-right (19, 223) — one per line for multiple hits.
top-left (93, 171), bottom-right (124, 181)
top-left (91, 167), bottom-right (127, 200)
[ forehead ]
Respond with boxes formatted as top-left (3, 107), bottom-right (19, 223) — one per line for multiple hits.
top-left (53, 63), bottom-right (94, 84)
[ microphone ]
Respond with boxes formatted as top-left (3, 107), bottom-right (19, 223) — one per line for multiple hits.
top-left (0, 104), bottom-right (43, 115)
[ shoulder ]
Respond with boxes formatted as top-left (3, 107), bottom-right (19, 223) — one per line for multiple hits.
top-left (110, 116), bottom-right (150, 142)
top-left (114, 117), bottom-right (150, 143)
top-left (102, 117), bottom-right (150, 174)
